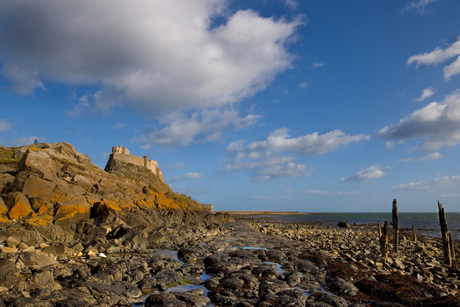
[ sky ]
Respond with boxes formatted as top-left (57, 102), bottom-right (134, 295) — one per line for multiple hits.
top-left (0, 0), bottom-right (460, 213)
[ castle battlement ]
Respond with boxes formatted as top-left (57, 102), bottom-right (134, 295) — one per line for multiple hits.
top-left (108, 146), bottom-right (164, 181)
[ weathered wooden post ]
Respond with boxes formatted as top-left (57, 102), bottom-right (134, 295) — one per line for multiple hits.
top-left (380, 221), bottom-right (389, 259)
top-left (449, 232), bottom-right (456, 261)
top-left (412, 225), bottom-right (417, 243)
top-left (392, 199), bottom-right (399, 253)
top-left (438, 201), bottom-right (452, 266)
top-left (378, 222), bottom-right (382, 239)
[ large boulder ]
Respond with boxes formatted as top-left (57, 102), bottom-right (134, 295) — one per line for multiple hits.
top-left (18, 148), bottom-right (56, 182)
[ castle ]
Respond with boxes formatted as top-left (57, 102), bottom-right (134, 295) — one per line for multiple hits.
top-left (109, 146), bottom-right (164, 181)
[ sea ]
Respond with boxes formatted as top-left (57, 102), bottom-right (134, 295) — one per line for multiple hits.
top-left (243, 212), bottom-right (460, 241)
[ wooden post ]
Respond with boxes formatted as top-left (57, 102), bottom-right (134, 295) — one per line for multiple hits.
top-left (449, 232), bottom-right (456, 261)
top-left (380, 221), bottom-right (389, 259)
top-left (392, 199), bottom-right (399, 253)
top-left (438, 201), bottom-right (452, 266)
top-left (378, 222), bottom-right (382, 239)
top-left (412, 225), bottom-right (417, 243)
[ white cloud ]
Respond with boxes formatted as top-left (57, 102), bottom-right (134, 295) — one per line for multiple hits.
top-left (136, 107), bottom-right (260, 146)
top-left (400, 0), bottom-right (440, 15)
top-left (407, 37), bottom-right (460, 80)
top-left (377, 89), bottom-right (460, 151)
top-left (246, 128), bottom-right (370, 156)
top-left (0, 0), bottom-right (304, 115)
top-left (414, 87), bottom-right (436, 102)
top-left (170, 162), bottom-right (185, 169)
top-left (399, 152), bottom-right (442, 162)
top-left (393, 176), bottom-right (460, 192)
top-left (385, 141), bottom-right (395, 149)
top-left (140, 144), bottom-right (151, 150)
top-left (284, 0), bottom-right (298, 9)
top-left (302, 190), bottom-right (363, 196)
top-left (221, 127), bottom-right (367, 181)
top-left (311, 61), bottom-right (324, 68)
top-left (220, 150), bottom-right (313, 181)
top-left (12, 136), bottom-right (42, 146)
top-left (171, 172), bottom-right (204, 182)
top-left (112, 123), bottom-right (126, 130)
top-left (2, 65), bottom-right (46, 95)
top-left (341, 165), bottom-right (387, 183)
top-left (278, 187), bottom-right (297, 193)
top-left (298, 79), bottom-right (309, 89)
top-left (0, 119), bottom-right (11, 132)
top-left (254, 161), bottom-right (314, 181)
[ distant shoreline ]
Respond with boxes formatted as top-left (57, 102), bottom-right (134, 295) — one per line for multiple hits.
top-left (213, 211), bottom-right (310, 216)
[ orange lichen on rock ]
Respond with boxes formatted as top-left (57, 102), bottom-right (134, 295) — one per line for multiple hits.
top-left (99, 199), bottom-right (122, 211)
top-left (37, 204), bottom-right (49, 214)
top-left (54, 202), bottom-right (91, 220)
top-left (25, 214), bottom-right (53, 226)
top-left (0, 197), bottom-right (8, 215)
top-left (0, 215), bottom-right (13, 224)
top-left (8, 197), bottom-right (33, 220)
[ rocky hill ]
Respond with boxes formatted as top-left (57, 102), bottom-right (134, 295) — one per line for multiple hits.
top-left (0, 142), bottom-right (231, 253)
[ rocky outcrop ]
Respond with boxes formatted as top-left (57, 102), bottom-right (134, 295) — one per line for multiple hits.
top-left (0, 141), bottom-right (232, 255)
top-left (0, 142), bottom-right (209, 227)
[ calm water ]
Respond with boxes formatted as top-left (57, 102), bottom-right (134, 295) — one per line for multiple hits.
top-left (246, 212), bottom-right (460, 241)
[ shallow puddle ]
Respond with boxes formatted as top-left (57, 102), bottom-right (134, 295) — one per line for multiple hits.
top-left (263, 261), bottom-right (286, 274)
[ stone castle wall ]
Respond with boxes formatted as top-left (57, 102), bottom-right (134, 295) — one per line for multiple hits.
top-left (110, 146), bottom-right (164, 181)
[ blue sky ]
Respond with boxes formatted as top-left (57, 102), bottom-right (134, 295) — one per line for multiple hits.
top-left (1, 0), bottom-right (460, 212)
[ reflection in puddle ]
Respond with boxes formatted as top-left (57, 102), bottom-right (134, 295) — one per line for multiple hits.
top-left (243, 246), bottom-right (267, 250)
top-left (200, 273), bottom-right (211, 281)
top-left (263, 261), bottom-right (286, 274)
top-left (151, 249), bottom-right (184, 266)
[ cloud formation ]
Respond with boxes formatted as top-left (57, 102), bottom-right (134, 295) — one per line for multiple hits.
top-left (2, 65), bottom-right (46, 95)
top-left (171, 172), bottom-right (204, 182)
top-left (341, 165), bottom-right (387, 183)
top-left (399, 152), bottom-right (442, 162)
top-left (220, 150), bottom-right (313, 181)
top-left (0, 0), bottom-right (304, 115)
top-left (136, 107), bottom-right (260, 146)
top-left (245, 128), bottom-right (370, 155)
top-left (414, 87), bottom-right (436, 102)
top-left (170, 162), bottom-right (185, 169)
top-left (111, 123), bottom-right (126, 130)
top-left (221, 127), bottom-right (368, 181)
top-left (400, 0), bottom-right (440, 15)
top-left (377, 90), bottom-right (460, 151)
top-left (407, 37), bottom-right (460, 80)
top-left (392, 175), bottom-right (460, 192)
top-left (311, 61), bottom-right (324, 68)
top-left (0, 119), bottom-right (11, 132)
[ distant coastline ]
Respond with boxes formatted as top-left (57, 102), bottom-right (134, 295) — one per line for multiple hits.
top-left (213, 211), bottom-right (310, 216)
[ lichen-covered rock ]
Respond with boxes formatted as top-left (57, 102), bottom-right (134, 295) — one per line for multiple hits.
top-left (6, 192), bottom-right (33, 220)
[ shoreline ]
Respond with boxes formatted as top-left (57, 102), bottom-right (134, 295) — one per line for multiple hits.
top-left (213, 210), bottom-right (311, 216)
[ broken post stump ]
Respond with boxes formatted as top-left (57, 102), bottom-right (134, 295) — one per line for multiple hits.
top-left (380, 221), bottom-right (389, 259)
top-left (438, 201), bottom-right (452, 266)
top-left (412, 225), bottom-right (417, 243)
top-left (392, 199), bottom-right (399, 253)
